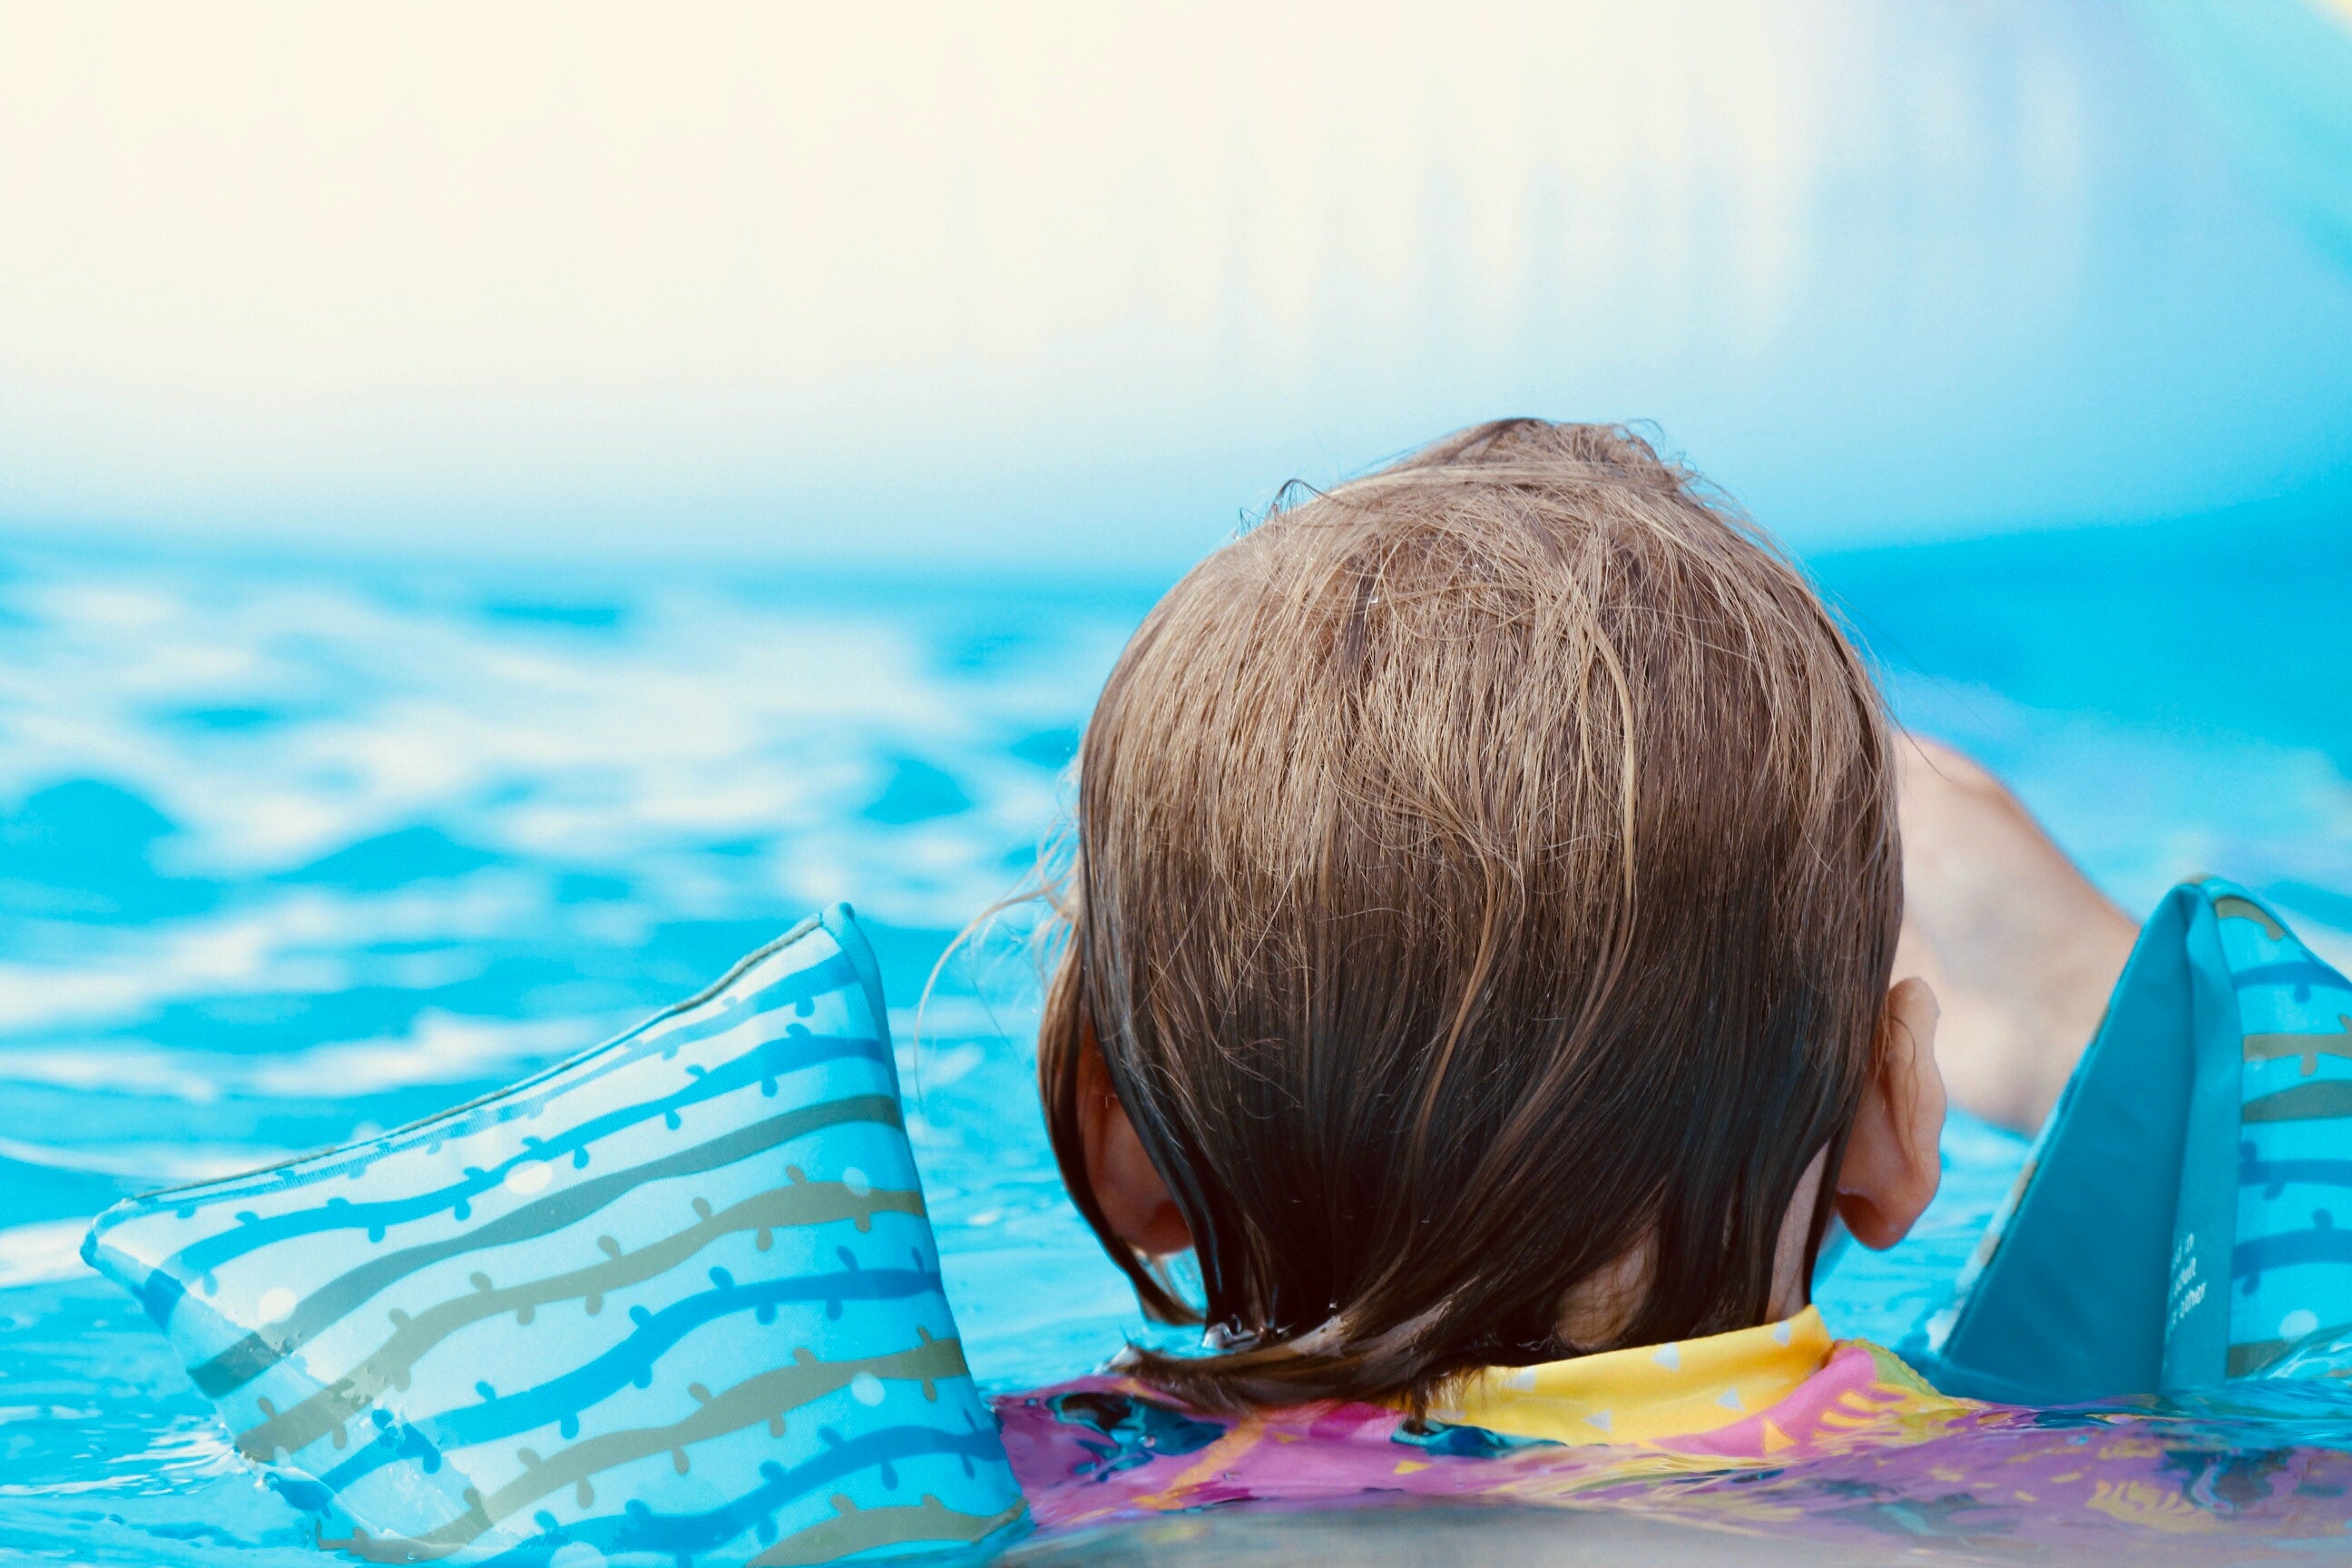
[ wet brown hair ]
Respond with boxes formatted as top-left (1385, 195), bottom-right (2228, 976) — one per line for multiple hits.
top-left (1037, 419), bottom-right (1900, 1412)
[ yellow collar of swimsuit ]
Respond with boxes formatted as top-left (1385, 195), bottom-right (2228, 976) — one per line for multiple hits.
top-left (1427, 1306), bottom-right (1834, 1446)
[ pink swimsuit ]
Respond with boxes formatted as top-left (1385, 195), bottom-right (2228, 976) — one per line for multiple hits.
top-left (995, 1308), bottom-right (2352, 1557)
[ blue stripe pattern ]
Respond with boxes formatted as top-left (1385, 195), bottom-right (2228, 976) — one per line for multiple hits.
top-left (167, 1025), bottom-right (887, 1269)
top-left (82, 904), bottom-right (1024, 1564)
top-left (318, 1262), bottom-right (941, 1494)
top-left (2223, 885), bottom-right (2352, 1371)
top-left (461, 1423), bottom-right (1010, 1568)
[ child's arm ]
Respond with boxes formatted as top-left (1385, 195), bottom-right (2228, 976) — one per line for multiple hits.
top-left (1894, 736), bottom-right (2139, 1133)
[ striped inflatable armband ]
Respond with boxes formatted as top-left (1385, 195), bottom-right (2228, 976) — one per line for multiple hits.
top-left (1911, 877), bottom-right (2352, 1401)
top-left (81, 904), bottom-right (1024, 1566)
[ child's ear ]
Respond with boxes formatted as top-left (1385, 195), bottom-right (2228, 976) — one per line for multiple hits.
top-left (1835, 977), bottom-right (1948, 1250)
top-left (1075, 1029), bottom-right (1194, 1258)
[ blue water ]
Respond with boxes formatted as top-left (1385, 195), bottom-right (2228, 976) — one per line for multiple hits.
top-left (0, 519), bottom-right (2347, 1562)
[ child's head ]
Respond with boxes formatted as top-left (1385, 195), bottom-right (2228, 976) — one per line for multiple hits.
top-left (1039, 419), bottom-right (1943, 1411)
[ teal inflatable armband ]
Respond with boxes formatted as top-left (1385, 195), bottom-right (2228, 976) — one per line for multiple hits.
top-left (1912, 877), bottom-right (2352, 1402)
top-left (82, 905), bottom-right (1024, 1566)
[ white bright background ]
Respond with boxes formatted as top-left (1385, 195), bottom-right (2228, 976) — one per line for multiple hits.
top-left (3, 0), bottom-right (2350, 571)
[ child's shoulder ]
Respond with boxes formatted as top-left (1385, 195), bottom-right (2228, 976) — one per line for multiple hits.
top-left (994, 1348), bottom-right (2352, 1550)
top-left (992, 1372), bottom-right (1497, 1529)
top-left (991, 1326), bottom-right (1978, 1531)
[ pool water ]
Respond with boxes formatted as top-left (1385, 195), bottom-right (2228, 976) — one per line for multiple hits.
top-left (1, 518), bottom-right (2348, 1563)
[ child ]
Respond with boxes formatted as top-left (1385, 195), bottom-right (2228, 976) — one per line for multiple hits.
top-left (78, 416), bottom-right (2349, 1560)
top-left (995, 420), bottom-right (2352, 1546)
top-left (1040, 416), bottom-right (1938, 1406)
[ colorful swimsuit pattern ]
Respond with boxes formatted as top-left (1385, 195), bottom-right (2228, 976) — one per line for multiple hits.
top-left (997, 1308), bottom-right (2352, 1558)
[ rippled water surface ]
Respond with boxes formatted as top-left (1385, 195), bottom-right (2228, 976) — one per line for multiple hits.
top-left (1, 523), bottom-right (2348, 1562)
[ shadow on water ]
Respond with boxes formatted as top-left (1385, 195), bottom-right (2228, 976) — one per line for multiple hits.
top-left (997, 1497), bottom-right (2093, 1567)
top-left (0, 779), bottom-right (219, 923)
top-left (1004, 1503), bottom-right (1833, 1567)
